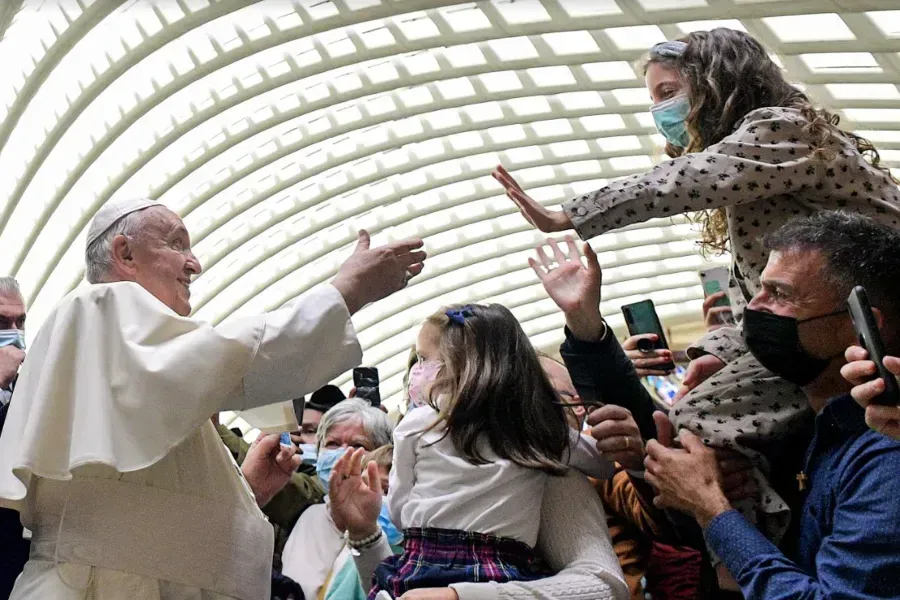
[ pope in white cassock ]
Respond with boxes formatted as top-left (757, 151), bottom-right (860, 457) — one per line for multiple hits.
top-left (0, 198), bottom-right (426, 600)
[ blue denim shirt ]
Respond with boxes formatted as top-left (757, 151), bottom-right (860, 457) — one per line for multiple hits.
top-left (706, 394), bottom-right (900, 599)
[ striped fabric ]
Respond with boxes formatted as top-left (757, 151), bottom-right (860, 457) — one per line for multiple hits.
top-left (368, 527), bottom-right (552, 599)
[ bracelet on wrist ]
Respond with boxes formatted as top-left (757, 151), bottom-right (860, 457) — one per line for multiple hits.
top-left (345, 527), bottom-right (383, 551)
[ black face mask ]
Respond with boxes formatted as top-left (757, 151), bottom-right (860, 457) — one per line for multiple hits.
top-left (743, 307), bottom-right (846, 387)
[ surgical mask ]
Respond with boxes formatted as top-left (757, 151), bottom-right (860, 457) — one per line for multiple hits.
top-left (407, 360), bottom-right (441, 409)
top-left (299, 443), bottom-right (318, 466)
top-left (0, 329), bottom-right (25, 351)
top-left (744, 308), bottom-right (846, 387)
top-left (315, 447), bottom-right (347, 493)
top-left (650, 94), bottom-right (691, 148)
top-left (378, 500), bottom-right (403, 546)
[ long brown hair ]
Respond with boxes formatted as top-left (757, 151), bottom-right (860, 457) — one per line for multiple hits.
top-left (644, 28), bottom-right (895, 253)
top-left (422, 304), bottom-right (569, 475)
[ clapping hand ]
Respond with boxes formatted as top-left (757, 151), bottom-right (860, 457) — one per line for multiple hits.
top-left (492, 165), bottom-right (573, 233)
top-left (328, 447), bottom-right (382, 538)
top-left (530, 236), bottom-right (605, 342)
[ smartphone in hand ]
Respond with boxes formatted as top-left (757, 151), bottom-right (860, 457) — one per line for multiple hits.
top-left (622, 299), bottom-right (676, 372)
top-left (699, 266), bottom-right (734, 325)
top-left (848, 286), bottom-right (899, 406)
top-left (353, 366), bottom-right (381, 408)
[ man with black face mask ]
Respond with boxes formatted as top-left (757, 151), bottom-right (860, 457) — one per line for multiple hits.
top-left (643, 211), bottom-right (900, 600)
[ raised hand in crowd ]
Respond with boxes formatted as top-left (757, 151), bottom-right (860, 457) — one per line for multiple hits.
top-left (587, 405), bottom-right (645, 471)
top-left (529, 235), bottom-right (604, 342)
top-left (332, 230), bottom-right (426, 315)
top-left (241, 434), bottom-right (301, 508)
top-left (492, 165), bottom-right (574, 233)
top-left (0, 345), bottom-right (24, 390)
top-left (673, 354), bottom-right (726, 402)
top-left (328, 447), bottom-right (382, 538)
top-left (702, 291), bottom-right (733, 332)
top-left (623, 334), bottom-right (674, 377)
top-left (841, 346), bottom-right (900, 440)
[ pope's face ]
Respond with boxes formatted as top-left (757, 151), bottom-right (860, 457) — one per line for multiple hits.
top-left (130, 207), bottom-right (202, 317)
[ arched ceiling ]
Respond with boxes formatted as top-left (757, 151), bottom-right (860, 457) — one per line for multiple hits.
top-left (1, 0), bottom-right (899, 409)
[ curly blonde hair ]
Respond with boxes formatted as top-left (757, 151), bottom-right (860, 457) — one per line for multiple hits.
top-left (644, 28), bottom-right (896, 254)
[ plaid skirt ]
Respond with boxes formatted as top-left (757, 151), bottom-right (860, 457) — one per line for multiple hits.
top-left (367, 527), bottom-right (552, 599)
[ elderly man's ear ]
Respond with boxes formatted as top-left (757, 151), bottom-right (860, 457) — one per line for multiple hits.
top-left (110, 235), bottom-right (137, 278)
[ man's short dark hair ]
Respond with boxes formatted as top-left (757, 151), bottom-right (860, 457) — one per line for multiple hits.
top-left (763, 211), bottom-right (900, 344)
top-left (305, 384), bottom-right (346, 413)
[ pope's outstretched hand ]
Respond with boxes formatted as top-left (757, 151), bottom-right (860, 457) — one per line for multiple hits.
top-left (332, 230), bottom-right (426, 315)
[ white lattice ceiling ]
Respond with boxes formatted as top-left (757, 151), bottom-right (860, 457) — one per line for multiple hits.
top-left (1, 0), bottom-right (899, 409)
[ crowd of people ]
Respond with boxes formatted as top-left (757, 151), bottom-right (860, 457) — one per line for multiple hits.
top-left (0, 26), bottom-right (899, 600)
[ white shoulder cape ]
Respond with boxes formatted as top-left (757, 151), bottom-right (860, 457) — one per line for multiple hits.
top-left (0, 281), bottom-right (362, 510)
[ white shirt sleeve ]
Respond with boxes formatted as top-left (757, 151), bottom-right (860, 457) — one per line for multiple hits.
top-left (565, 430), bottom-right (615, 480)
top-left (387, 406), bottom-right (436, 529)
top-left (450, 471), bottom-right (629, 600)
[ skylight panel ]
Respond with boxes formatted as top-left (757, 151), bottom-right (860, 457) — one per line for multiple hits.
top-left (677, 19), bottom-right (747, 34)
top-left (637, 0), bottom-right (706, 11)
top-left (556, 0), bottom-right (621, 17)
top-left (582, 61), bottom-right (636, 83)
top-left (439, 4), bottom-right (492, 32)
top-left (612, 87), bottom-right (652, 106)
top-left (762, 14), bottom-right (855, 43)
top-left (489, 37), bottom-right (539, 62)
top-left (493, 0), bottom-right (552, 25)
top-left (395, 13), bottom-right (440, 41)
top-left (605, 25), bottom-right (666, 51)
top-left (842, 109), bottom-right (900, 123)
top-left (444, 43), bottom-right (487, 68)
top-left (867, 11), bottom-right (900, 37)
top-left (542, 31), bottom-right (599, 56)
top-left (801, 53), bottom-right (881, 74)
top-left (826, 84), bottom-right (900, 101)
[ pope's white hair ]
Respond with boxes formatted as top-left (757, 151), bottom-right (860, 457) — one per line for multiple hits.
top-left (84, 209), bottom-right (148, 284)
top-left (316, 398), bottom-right (393, 452)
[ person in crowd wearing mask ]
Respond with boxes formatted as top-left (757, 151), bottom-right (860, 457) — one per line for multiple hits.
top-left (493, 27), bottom-right (900, 576)
top-left (841, 347), bottom-right (900, 441)
top-left (644, 211), bottom-right (900, 599)
top-left (0, 197), bottom-right (425, 600)
top-left (360, 303), bottom-right (623, 599)
top-left (281, 398), bottom-right (394, 600)
top-left (0, 277), bottom-right (28, 599)
top-left (292, 385), bottom-right (347, 469)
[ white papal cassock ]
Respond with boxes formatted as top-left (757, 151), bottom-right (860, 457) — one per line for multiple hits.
top-left (0, 280), bottom-right (363, 600)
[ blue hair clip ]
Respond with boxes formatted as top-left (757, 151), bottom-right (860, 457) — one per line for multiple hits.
top-left (649, 40), bottom-right (687, 59)
top-left (446, 306), bottom-right (474, 326)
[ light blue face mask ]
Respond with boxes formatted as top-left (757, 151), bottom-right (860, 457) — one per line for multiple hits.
top-left (299, 443), bottom-right (318, 466)
top-left (378, 500), bottom-right (403, 546)
top-left (315, 447), bottom-right (347, 492)
top-left (0, 329), bottom-right (25, 351)
top-left (650, 94), bottom-right (691, 148)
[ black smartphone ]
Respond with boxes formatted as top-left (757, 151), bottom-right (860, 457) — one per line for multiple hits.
top-left (622, 299), bottom-right (676, 372)
top-left (847, 286), bottom-right (899, 406)
top-left (353, 367), bottom-right (381, 408)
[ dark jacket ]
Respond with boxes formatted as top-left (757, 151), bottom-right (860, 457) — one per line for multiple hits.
top-left (0, 399), bottom-right (29, 599)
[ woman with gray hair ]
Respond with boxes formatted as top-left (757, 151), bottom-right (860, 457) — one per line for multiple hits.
top-left (281, 399), bottom-right (394, 600)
